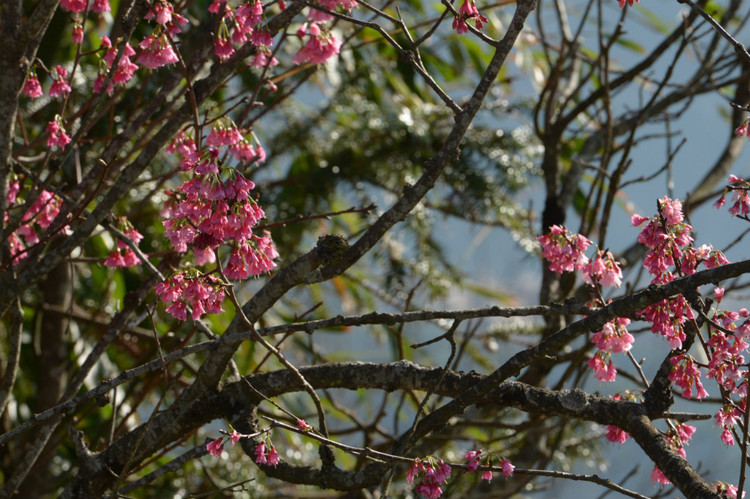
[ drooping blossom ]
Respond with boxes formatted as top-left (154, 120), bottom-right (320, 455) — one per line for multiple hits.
top-left (254, 441), bottom-right (267, 464)
top-left (591, 317), bottom-right (634, 354)
top-left (669, 353), bottom-right (709, 399)
top-left (230, 430), bottom-right (241, 446)
top-left (452, 0), bottom-right (488, 34)
top-left (49, 66), bottom-right (72, 98)
top-left (605, 425), bottom-right (630, 444)
top-left (618, 0), bottom-right (639, 7)
top-left (138, 32), bottom-right (179, 68)
top-left (582, 250), bottom-right (622, 287)
top-left (292, 23), bottom-right (341, 65)
top-left (60, 0), bottom-right (87, 13)
top-left (206, 437), bottom-right (224, 457)
top-left (465, 450), bottom-right (481, 472)
top-left (23, 73), bottom-right (43, 99)
top-left (46, 118), bottom-right (72, 148)
top-left (92, 0), bottom-right (111, 12)
top-left (587, 351), bottom-right (617, 382)
top-left (72, 21), bottom-right (84, 44)
top-left (537, 225), bottom-right (591, 274)
top-left (154, 272), bottom-right (225, 320)
top-left (267, 445), bottom-right (280, 466)
top-left (500, 457), bottom-right (514, 478)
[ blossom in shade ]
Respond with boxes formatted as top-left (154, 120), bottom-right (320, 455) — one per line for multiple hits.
top-left (254, 441), bottom-right (267, 464)
top-left (481, 470), bottom-right (492, 482)
top-left (230, 431), bottom-right (241, 446)
top-left (23, 74), bottom-right (43, 98)
top-left (406, 459), bottom-right (422, 483)
top-left (500, 458), bottom-right (514, 478)
top-left (267, 445), bottom-right (280, 466)
top-left (465, 450), bottom-right (481, 471)
top-left (60, 0), bottom-right (87, 12)
top-left (138, 32), bottom-right (179, 68)
top-left (72, 21), bottom-right (84, 44)
top-left (206, 437), bottom-right (224, 457)
top-left (154, 272), bottom-right (225, 320)
top-left (46, 119), bottom-right (72, 148)
top-left (92, 0), bottom-right (111, 12)
top-left (49, 66), bottom-right (72, 98)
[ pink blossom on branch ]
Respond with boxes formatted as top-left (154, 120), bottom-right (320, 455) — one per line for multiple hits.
top-left (49, 66), bottom-right (72, 98)
top-left (537, 225), bottom-right (591, 274)
top-left (46, 118), bottom-right (72, 148)
top-left (23, 73), bottom-right (43, 99)
top-left (292, 24), bottom-right (341, 65)
top-left (618, 0), bottom-right (639, 7)
top-left (452, 0), bottom-right (488, 34)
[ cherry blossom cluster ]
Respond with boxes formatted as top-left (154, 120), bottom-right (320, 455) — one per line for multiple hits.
top-left (452, 0), bottom-right (488, 35)
top-left (604, 392), bottom-right (641, 444)
top-left (206, 430), bottom-right (241, 457)
top-left (538, 226), bottom-right (627, 381)
top-left (537, 226), bottom-right (624, 287)
top-left (650, 423), bottom-right (694, 485)
top-left (587, 317), bottom-right (633, 382)
top-left (103, 217), bottom-right (144, 268)
top-left (715, 175), bottom-right (750, 218)
top-left (4, 178), bottom-right (64, 265)
top-left (406, 457), bottom-right (452, 499)
top-left (668, 353), bottom-right (709, 399)
top-left (714, 481), bottom-right (745, 499)
top-left (253, 440), bottom-right (280, 466)
top-left (464, 450), bottom-right (514, 484)
top-left (537, 225), bottom-right (593, 275)
top-left (154, 271), bottom-right (226, 321)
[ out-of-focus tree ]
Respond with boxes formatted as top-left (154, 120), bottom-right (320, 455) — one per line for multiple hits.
top-left (3, 0), bottom-right (750, 497)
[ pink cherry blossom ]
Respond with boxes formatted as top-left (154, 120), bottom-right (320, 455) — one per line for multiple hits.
top-left (500, 457), bottom-right (514, 478)
top-left (138, 33), bottom-right (179, 68)
top-left (669, 353), bottom-right (709, 399)
top-left (267, 445), bottom-right (280, 466)
top-left (292, 25), bottom-right (341, 65)
top-left (23, 74), bottom-right (43, 99)
top-left (297, 418), bottom-right (311, 431)
top-left (60, 0), bottom-right (87, 13)
top-left (481, 470), bottom-right (492, 482)
top-left (46, 119), bottom-right (72, 148)
top-left (49, 66), bottom-right (72, 98)
top-left (605, 425), bottom-right (630, 444)
top-left (254, 441), bottom-right (267, 464)
top-left (452, 0), bottom-right (488, 34)
top-left (537, 225), bottom-right (592, 274)
top-left (92, 0), bottom-right (110, 12)
top-left (618, 0), bottom-right (639, 7)
top-left (230, 430), bottom-right (241, 446)
top-left (465, 450), bottom-right (481, 471)
top-left (587, 351), bottom-right (617, 382)
top-left (206, 437), bottom-right (224, 457)
top-left (72, 22), bottom-right (84, 44)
